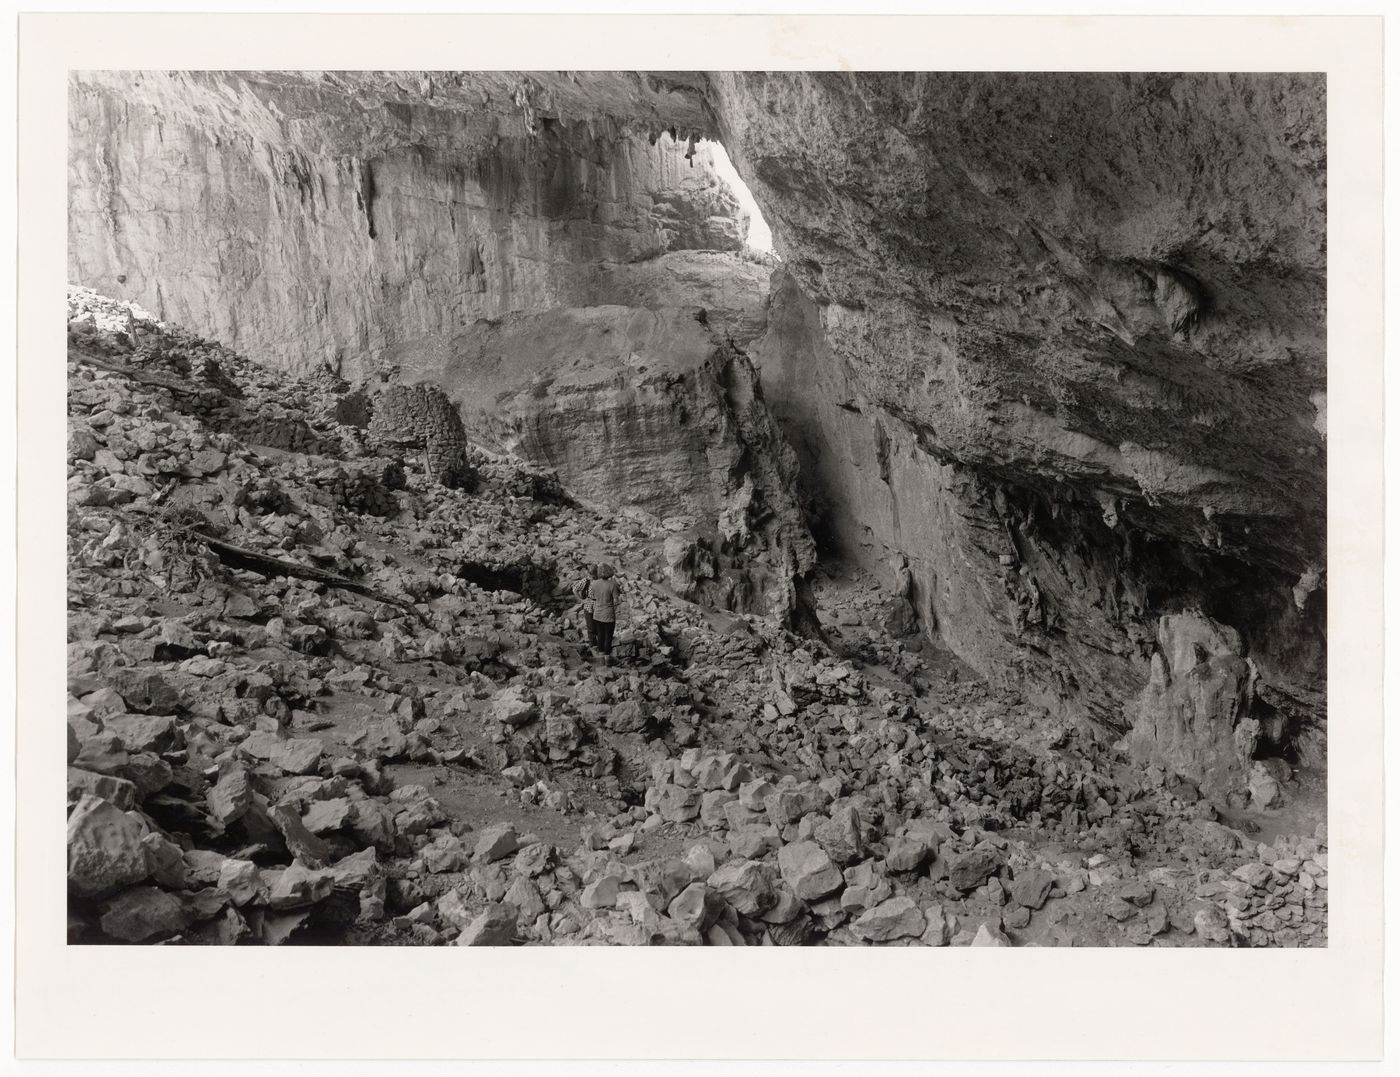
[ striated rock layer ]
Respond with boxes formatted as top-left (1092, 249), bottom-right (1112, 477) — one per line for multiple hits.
top-left (401, 303), bottom-right (816, 622)
top-left (69, 69), bottom-right (807, 621)
top-left (69, 71), bottom-right (1327, 790)
top-left (69, 70), bottom-right (737, 381)
top-left (721, 73), bottom-right (1326, 781)
top-left (750, 269), bottom-right (1324, 770)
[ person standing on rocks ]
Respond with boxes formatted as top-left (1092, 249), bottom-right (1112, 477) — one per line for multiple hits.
top-left (573, 564), bottom-right (597, 648)
top-left (588, 563), bottom-right (621, 660)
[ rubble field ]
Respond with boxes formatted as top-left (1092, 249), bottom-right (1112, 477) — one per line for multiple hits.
top-left (65, 287), bottom-right (1327, 948)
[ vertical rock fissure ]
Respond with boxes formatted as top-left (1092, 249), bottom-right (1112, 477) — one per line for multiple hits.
top-left (355, 158), bottom-right (378, 240)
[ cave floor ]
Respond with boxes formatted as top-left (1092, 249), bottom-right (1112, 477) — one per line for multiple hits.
top-left (65, 288), bottom-right (1326, 948)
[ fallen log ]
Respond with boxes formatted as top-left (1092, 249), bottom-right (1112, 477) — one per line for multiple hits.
top-left (190, 530), bottom-right (426, 624)
top-left (69, 346), bottom-right (208, 398)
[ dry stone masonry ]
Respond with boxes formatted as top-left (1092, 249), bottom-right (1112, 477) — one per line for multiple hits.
top-left (367, 383), bottom-right (476, 490)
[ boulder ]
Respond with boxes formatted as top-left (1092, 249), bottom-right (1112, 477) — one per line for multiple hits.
top-left (764, 788), bottom-right (815, 829)
top-left (738, 779), bottom-right (776, 811)
top-left (504, 876), bottom-right (546, 925)
top-left (302, 797), bottom-right (353, 833)
top-left (605, 699), bottom-right (650, 734)
top-left (67, 794), bottom-right (150, 899)
top-left (1248, 762), bottom-right (1285, 809)
top-left (456, 903), bottom-right (517, 946)
top-left (850, 896), bottom-right (926, 942)
top-left (112, 752), bottom-right (173, 801)
top-left (140, 831), bottom-right (188, 888)
top-left (920, 904), bottom-right (954, 946)
top-left (707, 858), bottom-right (779, 916)
top-left (218, 859), bottom-right (261, 905)
top-left (884, 834), bottom-right (930, 874)
top-left (655, 783), bottom-right (702, 824)
top-left (490, 687), bottom-right (539, 728)
top-left (949, 848), bottom-right (1002, 892)
top-left (667, 882), bottom-right (724, 932)
top-left (728, 825), bottom-right (780, 860)
top-left (1001, 904), bottom-right (1031, 930)
top-left (473, 823), bottom-right (521, 863)
top-left (777, 840), bottom-right (844, 901)
top-left (971, 921), bottom-right (1013, 947)
top-left (72, 732), bottom-right (129, 776)
top-left (1232, 862), bottom-right (1273, 889)
top-left (68, 767), bottom-right (137, 811)
top-left (98, 886), bottom-right (189, 942)
top-left (758, 886), bottom-right (806, 926)
top-left (271, 804), bottom-right (331, 867)
top-left (182, 848), bottom-right (232, 887)
top-left (813, 805), bottom-right (864, 865)
top-left (437, 888), bottom-right (474, 931)
top-left (581, 875), bottom-right (624, 910)
top-left (103, 713), bottom-right (180, 754)
top-left (206, 765), bottom-right (255, 825)
top-left (266, 861), bottom-right (335, 910)
top-left (699, 790), bottom-right (738, 828)
top-left (630, 858), bottom-right (695, 908)
top-left (108, 670), bottom-right (181, 714)
top-left (269, 738), bottom-right (324, 776)
top-left (423, 836), bottom-right (465, 874)
top-left (329, 847), bottom-right (381, 892)
top-left (1194, 905), bottom-right (1232, 944)
top-left (684, 843), bottom-right (718, 879)
top-left (346, 798), bottom-right (397, 852)
top-left (1010, 868), bottom-right (1056, 911)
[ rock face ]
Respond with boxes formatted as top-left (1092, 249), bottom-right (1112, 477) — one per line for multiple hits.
top-left (1121, 612), bottom-right (1259, 797)
top-left (727, 74), bottom-right (1326, 778)
top-left (68, 71), bottom-right (1326, 786)
top-left (754, 268), bottom-right (1321, 749)
top-left (69, 68), bottom-right (811, 621)
top-left (714, 72), bottom-right (1325, 570)
top-left (69, 70), bottom-right (736, 382)
top-left (406, 303), bottom-right (814, 620)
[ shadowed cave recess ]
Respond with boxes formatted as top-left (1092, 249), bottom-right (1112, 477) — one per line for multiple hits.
top-left (65, 70), bottom-right (1326, 948)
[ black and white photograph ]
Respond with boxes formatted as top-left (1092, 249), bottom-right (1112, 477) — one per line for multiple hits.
top-left (11, 7), bottom-right (1389, 1066)
top-left (59, 65), bottom-right (1333, 950)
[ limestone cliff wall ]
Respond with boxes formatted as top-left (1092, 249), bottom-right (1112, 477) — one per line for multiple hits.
top-left (712, 72), bottom-right (1325, 582)
top-left (718, 72), bottom-right (1326, 783)
top-left (753, 265), bottom-right (1322, 774)
top-left (69, 69), bottom-right (806, 622)
top-left (402, 303), bottom-right (815, 622)
top-left (69, 70), bottom-right (743, 381)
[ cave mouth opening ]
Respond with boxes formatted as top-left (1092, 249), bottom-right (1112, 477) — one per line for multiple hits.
top-left (709, 141), bottom-right (773, 255)
top-left (456, 559), bottom-right (558, 605)
top-left (1250, 696), bottom-right (1302, 768)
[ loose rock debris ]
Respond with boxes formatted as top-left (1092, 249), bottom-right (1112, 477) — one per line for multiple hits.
top-left (64, 287), bottom-right (1327, 947)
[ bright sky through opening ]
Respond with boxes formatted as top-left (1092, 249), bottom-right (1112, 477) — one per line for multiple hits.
top-left (710, 141), bottom-right (774, 254)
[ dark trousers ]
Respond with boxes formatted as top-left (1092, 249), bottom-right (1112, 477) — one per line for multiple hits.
top-left (591, 618), bottom-right (615, 654)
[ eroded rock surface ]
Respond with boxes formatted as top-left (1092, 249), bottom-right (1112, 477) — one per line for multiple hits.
top-left (407, 304), bottom-right (814, 621)
top-left (63, 290), bottom-right (1327, 947)
top-left (69, 70), bottom-right (1326, 794)
top-left (719, 73), bottom-right (1326, 774)
top-left (70, 70), bottom-right (736, 381)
